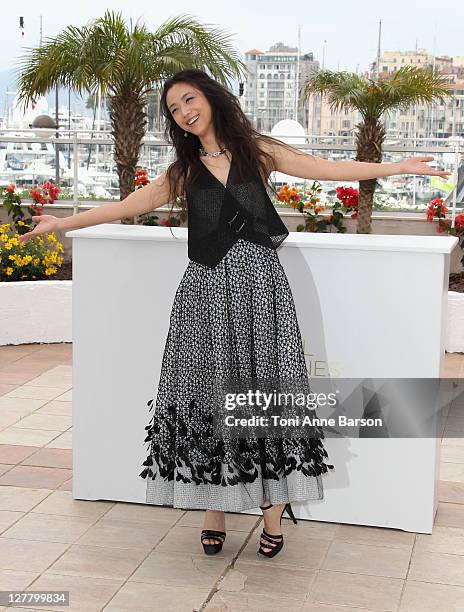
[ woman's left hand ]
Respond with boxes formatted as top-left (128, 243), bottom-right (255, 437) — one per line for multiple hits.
top-left (400, 156), bottom-right (452, 179)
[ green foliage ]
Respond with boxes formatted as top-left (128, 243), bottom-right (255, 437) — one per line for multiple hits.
top-left (15, 11), bottom-right (247, 108)
top-left (302, 66), bottom-right (451, 122)
top-left (0, 222), bottom-right (65, 281)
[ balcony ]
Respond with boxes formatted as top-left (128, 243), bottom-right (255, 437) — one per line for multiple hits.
top-left (1, 128), bottom-right (464, 611)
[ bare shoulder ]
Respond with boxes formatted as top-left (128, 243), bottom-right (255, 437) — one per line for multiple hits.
top-left (150, 170), bottom-right (170, 195)
top-left (255, 135), bottom-right (280, 158)
top-left (152, 166), bottom-right (187, 201)
top-left (257, 135), bottom-right (316, 178)
top-left (146, 171), bottom-right (175, 210)
top-left (254, 135), bottom-right (282, 176)
top-left (255, 134), bottom-right (303, 161)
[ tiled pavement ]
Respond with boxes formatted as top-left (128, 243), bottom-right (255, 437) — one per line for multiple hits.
top-left (0, 343), bottom-right (463, 612)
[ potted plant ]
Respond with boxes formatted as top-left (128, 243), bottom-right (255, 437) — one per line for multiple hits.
top-left (277, 181), bottom-right (359, 233)
top-left (426, 197), bottom-right (464, 352)
top-left (0, 183), bottom-right (71, 345)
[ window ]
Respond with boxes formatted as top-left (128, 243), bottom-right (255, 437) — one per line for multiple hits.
top-left (342, 120), bottom-right (350, 128)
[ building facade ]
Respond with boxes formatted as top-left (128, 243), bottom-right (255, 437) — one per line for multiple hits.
top-left (242, 42), bottom-right (319, 132)
top-left (372, 49), bottom-right (464, 140)
top-left (307, 96), bottom-right (361, 140)
top-left (306, 48), bottom-right (464, 142)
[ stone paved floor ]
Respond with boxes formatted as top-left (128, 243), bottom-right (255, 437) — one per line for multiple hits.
top-left (0, 343), bottom-right (463, 611)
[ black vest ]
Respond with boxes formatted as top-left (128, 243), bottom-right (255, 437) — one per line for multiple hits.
top-left (185, 156), bottom-right (289, 268)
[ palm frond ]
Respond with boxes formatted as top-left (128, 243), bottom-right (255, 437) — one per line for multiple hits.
top-left (149, 14), bottom-right (247, 85)
top-left (15, 25), bottom-right (96, 107)
top-left (302, 70), bottom-right (370, 117)
top-left (15, 11), bottom-right (247, 108)
top-left (301, 65), bottom-right (451, 123)
top-left (374, 66), bottom-right (450, 115)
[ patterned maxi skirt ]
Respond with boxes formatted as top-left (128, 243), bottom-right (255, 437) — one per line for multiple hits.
top-left (140, 238), bottom-right (334, 512)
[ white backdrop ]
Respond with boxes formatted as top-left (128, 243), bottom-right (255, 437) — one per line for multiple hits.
top-left (68, 225), bottom-right (458, 533)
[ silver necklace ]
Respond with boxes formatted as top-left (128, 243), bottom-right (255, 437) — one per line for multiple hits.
top-left (199, 146), bottom-right (227, 157)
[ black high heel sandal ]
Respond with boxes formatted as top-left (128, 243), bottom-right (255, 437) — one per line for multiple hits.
top-left (258, 502), bottom-right (298, 558)
top-left (201, 529), bottom-right (226, 555)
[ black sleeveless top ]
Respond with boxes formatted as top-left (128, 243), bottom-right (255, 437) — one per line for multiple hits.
top-left (185, 156), bottom-right (289, 268)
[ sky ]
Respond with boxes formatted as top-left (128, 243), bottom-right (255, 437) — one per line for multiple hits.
top-left (4, 0), bottom-right (464, 75)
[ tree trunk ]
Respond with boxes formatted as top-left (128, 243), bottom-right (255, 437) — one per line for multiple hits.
top-left (110, 92), bottom-right (147, 224)
top-left (355, 120), bottom-right (385, 234)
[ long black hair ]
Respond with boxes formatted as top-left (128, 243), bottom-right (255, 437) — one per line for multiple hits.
top-left (157, 69), bottom-right (296, 230)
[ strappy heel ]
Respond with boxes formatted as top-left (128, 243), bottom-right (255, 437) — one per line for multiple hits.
top-left (201, 529), bottom-right (226, 555)
top-left (258, 502), bottom-right (298, 558)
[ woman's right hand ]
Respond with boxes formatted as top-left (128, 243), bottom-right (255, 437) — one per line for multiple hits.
top-left (17, 215), bottom-right (60, 244)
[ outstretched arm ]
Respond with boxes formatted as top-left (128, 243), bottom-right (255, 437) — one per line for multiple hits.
top-left (57, 172), bottom-right (171, 231)
top-left (18, 172), bottom-right (172, 244)
top-left (259, 139), bottom-right (451, 181)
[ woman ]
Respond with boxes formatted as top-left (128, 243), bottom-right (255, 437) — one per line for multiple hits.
top-left (19, 69), bottom-right (450, 559)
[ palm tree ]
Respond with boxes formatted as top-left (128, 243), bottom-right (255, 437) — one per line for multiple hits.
top-left (16, 11), bottom-right (246, 221)
top-left (302, 67), bottom-right (450, 233)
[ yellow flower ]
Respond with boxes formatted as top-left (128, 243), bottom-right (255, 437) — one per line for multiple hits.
top-left (0, 234), bottom-right (8, 242)
top-left (6, 267), bottom-right (13, 276)
top-left (17, 220), bottom-right (25, 226)
top-left (47, 234), bottom-right (57, 243)
top-left (33, 258), bottom-right (40, 265)
top-left (4, 242), bottom-right (12, 250)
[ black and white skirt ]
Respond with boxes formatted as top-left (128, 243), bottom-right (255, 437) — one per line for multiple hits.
top-left (140, 238), bottom-right (334, 512)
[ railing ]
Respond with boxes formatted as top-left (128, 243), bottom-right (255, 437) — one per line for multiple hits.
top-left (0, 128), bottom-right (462, 226)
